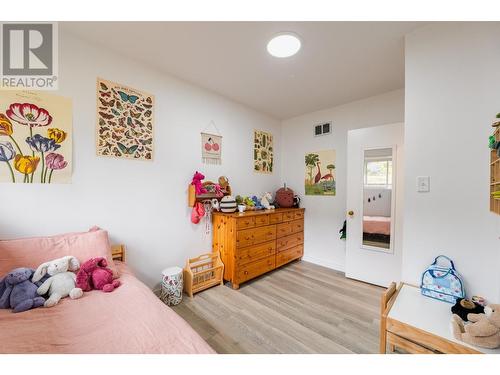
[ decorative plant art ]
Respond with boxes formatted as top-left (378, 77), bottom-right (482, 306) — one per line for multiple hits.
top-left (304, 149), bottom-right (336, 196)
top-left (254, 130), bottom-right (273, 174)
top-left (96, 78), bottom-right (154, 161)
top-left (0, 91), bottom-right (72, 184)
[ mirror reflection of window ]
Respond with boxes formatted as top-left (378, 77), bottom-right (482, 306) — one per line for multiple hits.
top-left (362, 148), bottom-right (393, 251)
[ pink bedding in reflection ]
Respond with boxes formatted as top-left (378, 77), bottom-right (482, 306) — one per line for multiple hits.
top-left (363, 215), bottom-right (391, 235)
top-left (0, 262), bottom-right (215, 354)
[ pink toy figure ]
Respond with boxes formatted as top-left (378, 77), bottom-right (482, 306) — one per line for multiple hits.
top-left (76, 257), bottom-right (121, 293)
top-left (214, 184), bottom-right (224, 198)
top-left (191, 171), bottom-right (207, 195)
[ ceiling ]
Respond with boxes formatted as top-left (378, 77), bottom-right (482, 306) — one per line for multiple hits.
top-left (62, 22), bottom-right (423, 119)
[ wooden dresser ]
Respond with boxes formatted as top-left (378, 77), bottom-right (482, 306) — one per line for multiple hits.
top-left (212, 208), bottom-right (305, 289)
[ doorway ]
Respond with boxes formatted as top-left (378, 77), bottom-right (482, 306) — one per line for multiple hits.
top-left (345, 123), bottom-right (404, 287)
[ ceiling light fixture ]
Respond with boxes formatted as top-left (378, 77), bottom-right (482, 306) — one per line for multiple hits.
top-left (267, 33), bottom-right (301, 58)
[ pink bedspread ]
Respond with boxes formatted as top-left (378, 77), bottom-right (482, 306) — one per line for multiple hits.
top-left (0, 262), bottom-right (214, 354)
top-left (363, 215), bottom-right (391, 235)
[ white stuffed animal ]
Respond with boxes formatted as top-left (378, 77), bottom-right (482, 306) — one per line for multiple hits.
top-left (32, 256), bottom-right (83, 307)
top-left (261, 192), bottom-right (275, 210)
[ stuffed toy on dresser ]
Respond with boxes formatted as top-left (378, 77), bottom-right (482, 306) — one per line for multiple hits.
top-left (32, 256), bottom-right (83, 307)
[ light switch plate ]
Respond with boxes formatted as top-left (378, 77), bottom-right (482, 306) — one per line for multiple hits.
top-left (417, 176), bottom-right (430, 192)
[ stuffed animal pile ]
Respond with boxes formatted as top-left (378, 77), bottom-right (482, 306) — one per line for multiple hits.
top-left (0, 255), bottom-right (120, 313)
top-left (451, 304), bottom-right (500, 349)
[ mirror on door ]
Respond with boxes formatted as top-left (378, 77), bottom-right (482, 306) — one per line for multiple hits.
top-left (362, 147), bottom-right (393, 251)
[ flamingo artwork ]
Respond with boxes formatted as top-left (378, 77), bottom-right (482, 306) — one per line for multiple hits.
top-left (321, 173), bottom-right (333, 181)
top-left (305, 150), bottom-right (336, 196)
top-left (314, 161), bottom-right (322, 184)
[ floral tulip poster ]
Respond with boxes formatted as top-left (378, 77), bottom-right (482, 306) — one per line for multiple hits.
top-left (254, 130), bottom-right (273, 174)
top-left (0, 91), bottom-right (72, 184)
top-left (96, 78), bottom-right (154, 161)
top-left (304, 150), bottom-right (336, 196)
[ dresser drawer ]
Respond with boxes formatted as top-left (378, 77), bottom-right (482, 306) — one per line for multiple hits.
top-left (283, 211), bottom-right (295, 221)
top-left (276, 244), bottom-right (303, 268)
top-left (237, 225), bottom-right (276, 248)
top-left (254, 214), bottom-right (270, 227)
top-left (236, 228), bottom-right (254, 247)
top-left (235, 255), bottom-right (275, 283)
top-left (276, 222), bottom-right (293, 238)
top-left (277, 232), bottom-right (304, 252)
top-left (252, 225), bottom-right (276, 245)
top-left (236, 217), bottom-right (255, 230)
top-left (236, 241), bottom-right (276, 266)
top-left (291, 219), bottom-right (304, 234)
top-left (269, 212), bottom-right (283, 224)
top-left (294, 210), bottom-right (304, 220)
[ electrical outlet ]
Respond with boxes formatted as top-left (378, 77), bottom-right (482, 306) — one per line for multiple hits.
top-left (417, 176), bottom-right (430, 192)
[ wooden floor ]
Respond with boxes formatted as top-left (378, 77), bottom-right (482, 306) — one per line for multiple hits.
top-left (172, 260), bottom-right (384, 354)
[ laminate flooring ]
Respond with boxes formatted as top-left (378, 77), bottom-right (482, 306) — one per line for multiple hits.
top-left (172, 260), bottom-right (384, 354)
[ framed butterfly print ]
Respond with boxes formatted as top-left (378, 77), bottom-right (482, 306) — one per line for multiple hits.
top-left (96, 78), bottom-right (154, 161)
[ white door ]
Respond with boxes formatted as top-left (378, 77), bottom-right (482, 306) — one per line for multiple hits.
top-left (345, 123), bottom-right (404, 287)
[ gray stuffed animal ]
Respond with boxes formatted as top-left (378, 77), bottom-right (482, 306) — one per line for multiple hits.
top-left (0, 268), bottom-right (46, 313)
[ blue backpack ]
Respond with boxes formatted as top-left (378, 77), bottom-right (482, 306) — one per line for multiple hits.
top-left (420, 255), bottom-right (465, 304)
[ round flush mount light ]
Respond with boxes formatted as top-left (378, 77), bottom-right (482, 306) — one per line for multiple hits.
top-left (267, 33), bottom-right (301, 58)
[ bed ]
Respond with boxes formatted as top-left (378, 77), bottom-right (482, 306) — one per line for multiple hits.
top-left (363, 215), bottom-right (391, 248)
top-left (363, 215), bottom-right (391, 236)
top-left (0, 241), bottom-right (214, 354)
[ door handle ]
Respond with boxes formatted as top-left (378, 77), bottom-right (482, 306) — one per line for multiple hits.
top-left (347, 210), bottom-right (354, 217)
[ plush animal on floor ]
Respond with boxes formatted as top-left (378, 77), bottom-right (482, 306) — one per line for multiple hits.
top-left (0, 268), bottom-right (46, 313)
top-left (32, 256), bottom-right (83, 307)
top-left (260, 192), bottom-right (275, 210)
top-left (451, 304), bottom-right (500, 349)
top-left (191, 171), bottom-right (207, 195)
top-left (76, 257), bottom-right (121, 293)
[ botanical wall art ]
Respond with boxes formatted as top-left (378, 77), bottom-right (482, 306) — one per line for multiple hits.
top-left (96, 78), bottom-right (154, 161)
top-left (0, 91), bottom-right (72, 184)
top-left (305, 149), bottom-right (336, 196)
top-left (253, 130), bottom-right (273, 173)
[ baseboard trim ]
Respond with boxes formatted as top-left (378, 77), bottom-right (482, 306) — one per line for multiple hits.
top-left (302, 255), bottom-right (345, 272)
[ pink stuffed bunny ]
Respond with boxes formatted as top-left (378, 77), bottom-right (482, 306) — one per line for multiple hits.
top-left (76, 257), bottom-right (120, 293)
top-left (191, 171), bottom-right (207, 195)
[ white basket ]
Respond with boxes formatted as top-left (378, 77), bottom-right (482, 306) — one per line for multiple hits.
top-left (160, 266), bottom-right (183, 306)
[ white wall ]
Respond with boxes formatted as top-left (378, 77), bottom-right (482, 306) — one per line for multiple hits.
top-left (280, 90), bottom-right (404, 271)
top-left (363, 188), bottom-right (392, 217)
top-left (0, 31), bottom-right (281, 288)
top-left (404, 22), bottom-right (500, 302)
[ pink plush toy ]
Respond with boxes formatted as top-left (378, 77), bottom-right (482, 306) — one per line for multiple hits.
top-left (191, 171), bottom-right (207, 195)
top-left (76, 257), bottom-right (121, 293)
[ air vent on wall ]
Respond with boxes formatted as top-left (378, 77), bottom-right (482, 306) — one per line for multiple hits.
top-left (314, 122), bottom-right (332, 137)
